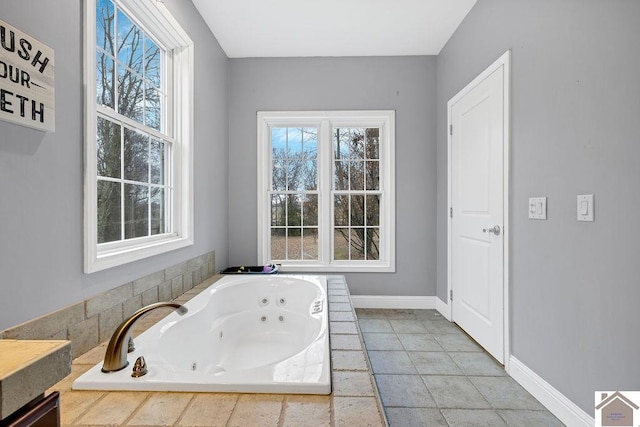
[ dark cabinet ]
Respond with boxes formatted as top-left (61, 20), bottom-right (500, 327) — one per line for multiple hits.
top-left (1, 391), bottom-right (60, 427)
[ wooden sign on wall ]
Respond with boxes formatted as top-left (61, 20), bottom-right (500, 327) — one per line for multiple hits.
top-left (0, 19), bottom-right (55, 132)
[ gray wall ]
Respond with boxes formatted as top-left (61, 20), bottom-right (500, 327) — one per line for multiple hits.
top-left (228, 57), bottom-right (437, 296)
top-left (436, 0), bottom-right (640, 412)
top-left (0, 0), bottom-right (229, 331)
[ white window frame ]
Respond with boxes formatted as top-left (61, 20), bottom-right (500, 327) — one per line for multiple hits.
top-left (257, 110), bottom-right (395, 272)
top-left (84, 0), bottom-right (194, 273)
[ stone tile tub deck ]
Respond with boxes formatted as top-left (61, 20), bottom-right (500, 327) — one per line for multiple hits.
top-left (47, 275), bottom-right (387, 426)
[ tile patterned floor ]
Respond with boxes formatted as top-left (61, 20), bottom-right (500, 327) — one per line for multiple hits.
top-left (355, 308), bottom-right (565, 427)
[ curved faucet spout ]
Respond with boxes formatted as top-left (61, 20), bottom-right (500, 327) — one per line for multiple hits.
top-left (102, 302), bottom-right (188, 373)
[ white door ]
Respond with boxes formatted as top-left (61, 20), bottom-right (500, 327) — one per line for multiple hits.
top-left (448, 52), bottom-right (510, 364)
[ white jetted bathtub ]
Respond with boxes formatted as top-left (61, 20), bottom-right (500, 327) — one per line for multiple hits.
top-left (73, 275), bottom-right (330, 394)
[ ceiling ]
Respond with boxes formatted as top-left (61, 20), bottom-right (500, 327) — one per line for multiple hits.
top-left (190, 0), bottom-right (477, 58)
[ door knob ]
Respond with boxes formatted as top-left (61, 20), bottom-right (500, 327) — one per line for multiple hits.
top-left (482, 225), bottom-right (501, 236)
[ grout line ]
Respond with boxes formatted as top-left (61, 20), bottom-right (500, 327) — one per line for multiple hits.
top-left (276, 395), bottom-right (288, 427)
top-left (173, 393), bottom-right (197, 427)
top-left (67, 392), bottom-right (109, 425)
top-left (122, 392), bottom-right (153, 426)
top-left (224, 394), bottom-right (240, 427)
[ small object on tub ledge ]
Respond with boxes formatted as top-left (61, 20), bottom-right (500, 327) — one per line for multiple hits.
top-left (220, 264), bottom-right (279, 274)
top-left (131, 356), bottom-right (148, 378)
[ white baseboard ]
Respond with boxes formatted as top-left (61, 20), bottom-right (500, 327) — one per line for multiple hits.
top-left (435, 297), bottom-right (451, 320)
top-left (509, 356), bottom-right (594, 427)
top-left (350, 295), bottom-right (436, 309)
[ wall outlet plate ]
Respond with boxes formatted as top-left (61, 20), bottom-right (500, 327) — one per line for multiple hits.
top-left (577, 194), bottom-right (594, 221)
top-left (528, 197), bottom-right (547, 220)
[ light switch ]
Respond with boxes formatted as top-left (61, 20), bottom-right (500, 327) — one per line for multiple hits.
top-left (577, 194), bottom-right (594, 221)
top-left (580, 200), bottom-right (589, 215)
top-left (528, 197), bottom-right (547, 220)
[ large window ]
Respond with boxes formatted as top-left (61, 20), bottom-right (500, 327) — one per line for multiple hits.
top-left (258, 111), bottom-right (395, 272)
top-left (84, 0), bottom-right (194, 273)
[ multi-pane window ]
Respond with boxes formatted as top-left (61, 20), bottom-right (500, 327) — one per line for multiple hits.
top-left (270, 127), bottom-right (319, 261)
top-left (96, 119), bottom-right (168, 242)
top-left (333, 127), bottom-right (381, 261)
top-left (96, 0), bottom-right (165, 130)
top-left (95, 0), bottom-right (170, 244)
top-left (85, 0), bottom-right (193, 273)
top-left (258, 111), bottom-right (395, 272)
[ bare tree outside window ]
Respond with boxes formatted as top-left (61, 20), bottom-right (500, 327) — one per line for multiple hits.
top-left (95, 0), bottom-right (168, 244)
top-left (269, 126), bottom-right (381, 262)
top-left (270, 128), bottom-right (318, 260)
top-left (333, 128), bottom-right (381, 260)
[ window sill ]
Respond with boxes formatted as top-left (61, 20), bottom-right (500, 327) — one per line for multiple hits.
top-left (85, 235), bottom-right (193, 273)
top-left (272, 262), bottom-right (395, 274)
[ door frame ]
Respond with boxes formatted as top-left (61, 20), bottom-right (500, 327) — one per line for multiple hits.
top-left (446, 50), bottom-right (511, 371)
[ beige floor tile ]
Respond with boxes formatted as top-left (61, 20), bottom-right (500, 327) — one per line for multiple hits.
top-left (330, 334), bottom-right (362, 350)
top-left (281, 395), bottom-right (331, 427)
top-left (332, 371), bottom-right (375, 397)
top-left (328, 295), bottom-right (350, 303)
top-left (329, 311), bottom-right (355, 322)
top-left (127, 392), bottom-right (193, 426)
top-left (73, 342), bottom-right (108, 366)
top-left (192, 281), bottom-right (212, 291)
top-left (333, 396), bottom-right (385, 427)
top-left (226, 394), bottom-right (284, 427)
top-left (329, 302), bottom-right (352, 312)
top-left (76, 391), bottom-right (148, 426)
top-left (182, 290), bottom-right (204, 298)
top-left (177, 393), bottom-right (238, 427)
top-left (130, 316), bottom-right (162, 337)
top-left (59, 390), bottom-right (105, 425)
top-left (329, 321), bottom-right (358, 335)
top-left (48, 364), bottom-right (93, 394)
top-left (331, 350), bottom-right (368, 371)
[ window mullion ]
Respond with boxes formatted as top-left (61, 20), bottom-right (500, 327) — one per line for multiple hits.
top-left (165, 141), bottom-right (173, 234)
top-left (347, 193), bottom-right (352, 261)
top-left (147, 136), bottom-right (151, 236)
top-left (120, 124), bottom-right (125, 241)
top-left (284, 128), bottom-right (289, 261)
top-left (164, 50), bottom-right (172, 137)
top-left (320, 119), bottom-right (332, 265)
top-left (113, 7), bottom-right (119, 114)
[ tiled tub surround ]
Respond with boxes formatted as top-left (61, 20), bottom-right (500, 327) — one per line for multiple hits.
top-left (73, 275), bottom-right (331, 394)
top-left (45, 275), bottom-right (386, 426)
top-left (0, 252), bottom-right (216, 359)
top-left (356, 309), bottom-right (563, 427)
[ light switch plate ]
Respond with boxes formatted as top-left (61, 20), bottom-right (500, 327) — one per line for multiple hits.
top-left (528, 197), bottom-right (547, 220)
top-left (577, 194), bottom-right (594, 221)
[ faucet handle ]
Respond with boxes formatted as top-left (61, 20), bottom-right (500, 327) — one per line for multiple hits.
top-left (131, 356), bottom-right (148, 378)
top-left (127, 336), bottom-right (135, 353)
